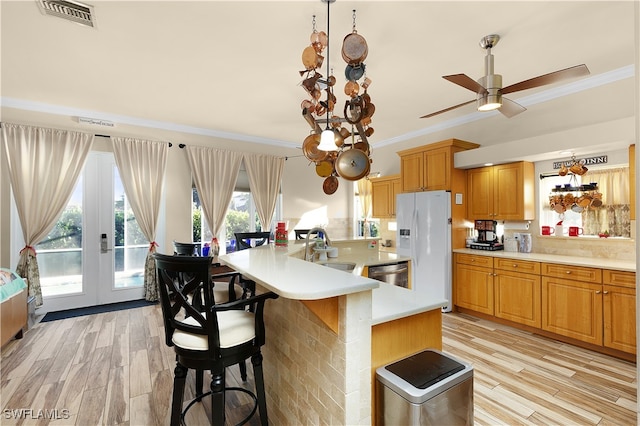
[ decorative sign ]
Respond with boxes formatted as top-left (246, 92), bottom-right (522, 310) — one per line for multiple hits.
top-left (553, 155), bottom-right (607, 169)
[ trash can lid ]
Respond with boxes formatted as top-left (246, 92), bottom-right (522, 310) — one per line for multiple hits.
top-left (384, 350), bottom-right (465, 389)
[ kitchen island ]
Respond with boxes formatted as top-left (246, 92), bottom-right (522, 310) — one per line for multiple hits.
top-left (220, 240), bottom-right (447, 425)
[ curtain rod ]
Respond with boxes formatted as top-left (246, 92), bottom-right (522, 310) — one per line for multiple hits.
top-left (0, 124), bottom-right (185, 148)
top-left (94, 133), bottom-right (185, 148)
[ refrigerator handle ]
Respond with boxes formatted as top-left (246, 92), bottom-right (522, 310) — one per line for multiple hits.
top-left (412, 207), bottom-right (418, 266)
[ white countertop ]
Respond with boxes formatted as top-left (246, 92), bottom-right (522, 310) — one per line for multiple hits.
top-left (453, 248), bottom-right (636, 272)
top-left (220, 244), bottom-right (380, 300)
top-left (220, 241), bottom-right (446, 322)
top-left (371, 282), bottom-right (447, 325)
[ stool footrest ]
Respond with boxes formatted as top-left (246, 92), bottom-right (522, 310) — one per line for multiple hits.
top-left (181, 386), bottom-right (258, 426)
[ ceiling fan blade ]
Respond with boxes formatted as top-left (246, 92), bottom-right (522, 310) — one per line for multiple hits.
top-left (501, 64), bottom-right (590, 95)
top-left (498, 97), bottom-right (526, 118)
top-left (420, 99), bottom-right (476, 119)
top-left (443, 74), bottom-right (488, 94)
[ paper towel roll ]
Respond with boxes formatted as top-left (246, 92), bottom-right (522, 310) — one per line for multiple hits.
top-left (503, 221), bottom-right (530, 230)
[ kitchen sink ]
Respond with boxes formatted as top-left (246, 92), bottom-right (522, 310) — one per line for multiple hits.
top-left (318, 262), bottom-right (357, 272)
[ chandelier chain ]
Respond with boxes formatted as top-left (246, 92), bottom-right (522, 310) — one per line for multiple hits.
top-left (352, 9), bottom-right (357, 32)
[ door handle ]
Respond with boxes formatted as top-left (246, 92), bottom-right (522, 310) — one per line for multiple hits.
top-left (100, 233), bottom-right (110, 253)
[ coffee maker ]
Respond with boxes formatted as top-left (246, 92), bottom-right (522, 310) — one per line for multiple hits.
top-left (470, 220), bottom-right (504, 250)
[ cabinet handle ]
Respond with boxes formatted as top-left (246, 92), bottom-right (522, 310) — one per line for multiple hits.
top-left (513, 264), bottom-right (517, 267)
top-left (595, 290), bottom-right (601, 294)
top-left (603, 291), bottom-right (609, 294)
top-left (566, 271), bottom-right (571, 274)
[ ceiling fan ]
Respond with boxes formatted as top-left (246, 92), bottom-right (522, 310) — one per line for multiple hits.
top-left (421, 34), bottom-right (590, 119)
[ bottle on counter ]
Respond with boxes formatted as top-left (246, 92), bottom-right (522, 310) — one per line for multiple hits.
top-left (211, 237), bottom-right (220, 264)
top-left (275, 221), bottom-right (288, 247)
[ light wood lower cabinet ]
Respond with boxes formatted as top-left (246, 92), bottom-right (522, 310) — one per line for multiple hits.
top-left (541, 276), bottom-right (603, 346)
top-left (455, 263), bottom-right (494, 315)
top-left (494, 259), bottom-right (541, 328)
top-left (454, 254), bottom-right (636, 356)
top-left (454, 254), bottom-right (494, 315)
top-left (603, 269), bottom-right (636, 353)
top-left (494, 272), bottom-right (541, 328)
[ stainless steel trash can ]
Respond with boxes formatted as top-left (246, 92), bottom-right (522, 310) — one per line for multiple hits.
top-left (376, 349), bottom-right (474, 425)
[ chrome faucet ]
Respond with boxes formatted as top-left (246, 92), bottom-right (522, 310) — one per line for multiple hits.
top-left (304, 227), bottom-right (332, 262)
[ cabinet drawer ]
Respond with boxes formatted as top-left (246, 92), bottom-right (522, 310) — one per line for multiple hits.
top-left (603, 269), bottom-right (636, 288)
top-left (495, 258), bottom-right (540, 275)
top-left (455, 253), bottom-right (493, 268)
top-left (541, 263), bottom-right (602, 283)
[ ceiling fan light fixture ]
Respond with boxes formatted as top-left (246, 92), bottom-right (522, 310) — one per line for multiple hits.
top-left (477, 94), bottom-right (502, 111)
top-left (477, 73), bottom-right (502, 111)
top-left (318, 128), bottom-right (339, 151)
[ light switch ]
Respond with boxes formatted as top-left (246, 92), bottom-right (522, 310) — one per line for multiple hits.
top-left (455, 193), bottom-right (463, 205)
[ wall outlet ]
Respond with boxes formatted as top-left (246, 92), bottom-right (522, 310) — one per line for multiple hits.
top-left (455, 193), bottom-right (463, 205)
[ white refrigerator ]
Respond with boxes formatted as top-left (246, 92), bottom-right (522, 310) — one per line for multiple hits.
top-left (396, 190), bottom-right (452, 312)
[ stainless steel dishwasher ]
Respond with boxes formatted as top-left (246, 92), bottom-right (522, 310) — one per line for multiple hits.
top-left (368, 261), bottom-right (409, 288)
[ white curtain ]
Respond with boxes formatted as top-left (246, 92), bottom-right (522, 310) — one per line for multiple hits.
top-left (582, 167), bottom-right (630, 237)
top-left (244, 153), bottom-right (285, 230)
top-left (357, 178), bottom-right (373, 236)
top-left (112, 137), bottom-right (168, 302)
top-left (185, 146), bottom-right (243, 240)
top-left (2, 123), bottom-right (94, 306)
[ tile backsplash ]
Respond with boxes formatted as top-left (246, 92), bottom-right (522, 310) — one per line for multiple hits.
top-left (503, 219), bottom-right (636, 261)
top-left (380, 218), bottom-right (635, 261)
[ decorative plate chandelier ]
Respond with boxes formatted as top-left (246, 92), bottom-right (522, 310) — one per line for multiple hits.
top-left (299, 0), bottom-right (375, 195)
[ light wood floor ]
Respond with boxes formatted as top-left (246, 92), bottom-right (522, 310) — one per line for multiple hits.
top-left (1, 305), bottom-right (636, 425)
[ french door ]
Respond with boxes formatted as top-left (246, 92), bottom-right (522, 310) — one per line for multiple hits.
top-left (37, 152), bottom-right (145, 312)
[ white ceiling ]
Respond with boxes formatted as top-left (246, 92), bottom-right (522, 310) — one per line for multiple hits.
top-left (1, 1), bottom-right (637, 158)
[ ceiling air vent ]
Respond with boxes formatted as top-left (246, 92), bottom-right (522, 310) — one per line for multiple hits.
top-left (37, 0), bottom-right (95, 28)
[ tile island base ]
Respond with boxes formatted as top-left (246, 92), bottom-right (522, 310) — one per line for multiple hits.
top-left (221, 242), bottom-right (446, 425)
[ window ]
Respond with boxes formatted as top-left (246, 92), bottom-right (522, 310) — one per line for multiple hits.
top-left (354, 184), bottom-right (379, 238)
top-left (539, 166), bottom-right (630, 237)
top-left (192, 189), bottom-right (282, 254)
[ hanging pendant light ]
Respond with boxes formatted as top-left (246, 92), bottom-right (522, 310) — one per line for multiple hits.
top-left (318, 128), bottom-right (338, 151)
top-left (317, 0), bottom-right (338, 152)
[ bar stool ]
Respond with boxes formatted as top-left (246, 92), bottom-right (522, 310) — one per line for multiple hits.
top-left (234, 232), bottom-right (271, 250)
top-left (294, 229), bottom-right (318, 240)
top-left (154, 253), bottom-right (278, 425)
top-left (174, 241), bottom-right (200, 256)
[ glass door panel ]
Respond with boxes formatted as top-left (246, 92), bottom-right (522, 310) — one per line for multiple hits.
top-left (37, 152), bottom-right (144, 312)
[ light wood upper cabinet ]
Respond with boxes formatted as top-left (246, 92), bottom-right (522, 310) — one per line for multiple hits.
top-left (466, 161), bottom-right (535, 220)
top-left (466, 166), bottom-right (493, 218)
top-left (371, 174), bottom-right (401, 218)
top-left (399, 151), bottom-right (424, 193)
top-left (398, 139), bottom-right (479, 193)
